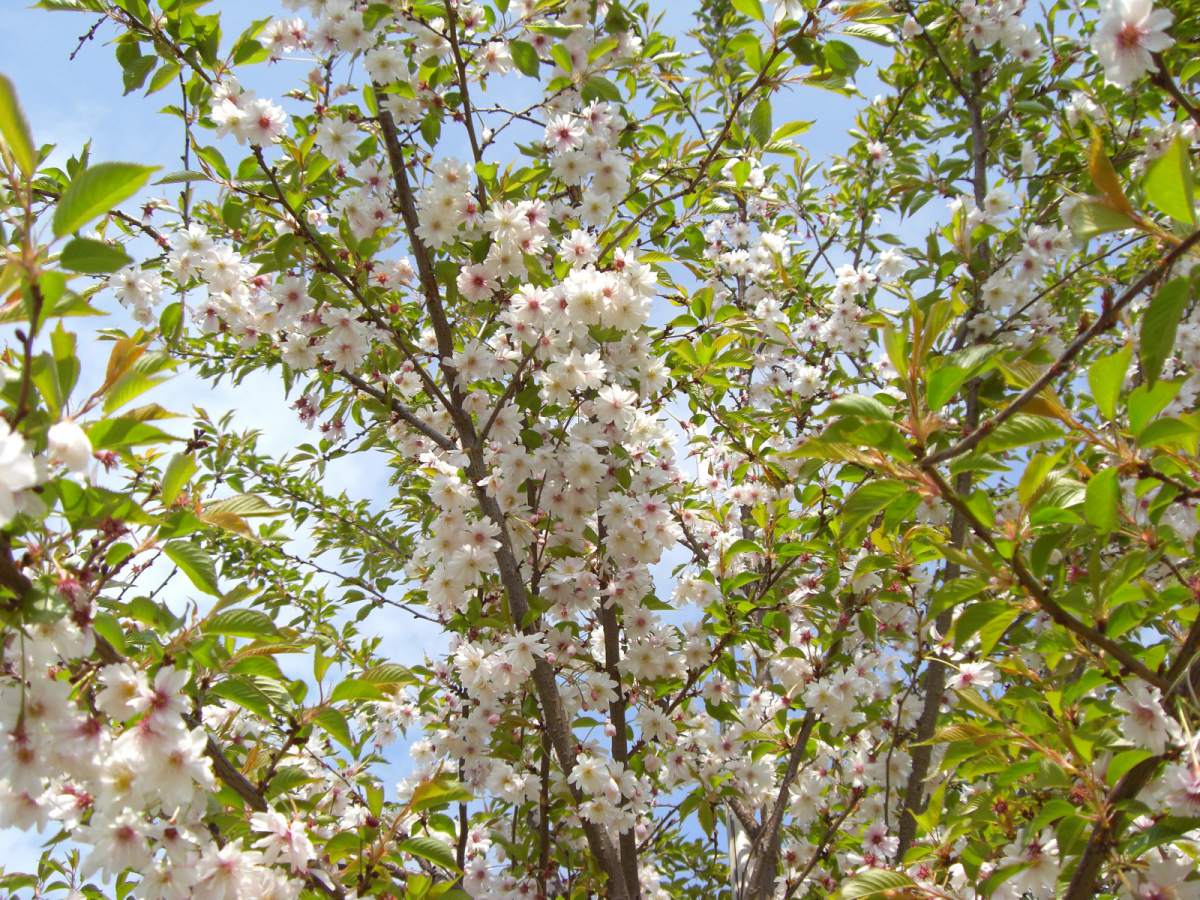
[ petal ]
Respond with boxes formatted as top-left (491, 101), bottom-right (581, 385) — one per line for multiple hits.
top-left (1141, 32), bottom-right (1174, 51)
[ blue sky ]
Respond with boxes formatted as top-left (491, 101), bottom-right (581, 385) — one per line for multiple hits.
top-left (0, 0), bottom-right (890, 879)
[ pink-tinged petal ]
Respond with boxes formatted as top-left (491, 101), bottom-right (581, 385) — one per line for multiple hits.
top-left (1146, 8), bottom-right (1175, 29)
top-left (1123, 0), bottom-right (1154, 20)
top-left (1141, 32), bottom-right (1174, 52)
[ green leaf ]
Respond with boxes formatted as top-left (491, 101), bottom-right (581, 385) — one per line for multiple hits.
top-left (195, 145), bottom-right (230, 179)
top-left (977, 863), bottom-right (1029, 898)
top-left (206, 493), bottom-right (282, 517)
top-left (232, 33), bottom-right (270, 64)
top-left (549, 44), bottom-right (573, 73)
top-left (1144, 138), bottom-right (1196, 225)
top-left (926, 366), bottom-right (966, 412)
top-left (231, 656), bottom-right (285, 681)
top-left (510, 40), bottom-right (539, 77)
top-left (410, 774), bottom-right (473, 812)
top-left (210, 677), bottom-right (274, 718)
top-left (1140, 278), bottom-right (1190, 386)
top-left (102, 335), bottom-right (146, 389)
top-left (121, 54), bottom-right (157, 95)
top-left (823, 40), bottom-right (861, 77)
top-left (921, 348), bottom-right (998, 415)
top-left (1069, 197), bottom-right (1136, 242)
top-left (398, 835), bottom-right (458, 872)
top-left (330, 679), bottom-right (385, 703)
top-left (527, 22), bottom-right (579, 37)
top-left (54, 481), bottom-right (154, 530)
top-left (160, 301), bottom-right (184, 341)
top-left (730, 0), bottom-right (764, 21)
top-left (581, 76), bottom-right (622, 103)
top-left (929, 577), bottom-right (986, 617)
top-left (955, 600), bottom-right (1019, 655)
top-left (1037, 476), bottom-right (1085, 513)
top-left (60, 237), bottom-right (133, 274)
top-left (163, 540), bottom-right (221, 596)
top-left (205, 607), bottom-right (274, 637)
top-left (1018, 451), bottom-right (1061, 507)
top-left (146, 60), bottom-right (180, 95)
top-left (838, 870), bottom-right (915, 899)
top-left (1084, 468), bottom-right (1119, 534)
top-left (406, 873), bottom-right (433, 900)
top-left (1028, 798), bottom-right (1079, 834)
top-left (1088, 126), bottom-right (1134, 216)
top-left (841, 22), bottom-right (896, 45)
top-left (313, 707), bottom-right (354, 751)
top-left (1129, 379), bottom-right (1180, 433)
top-left (86, 417), bottom-right (176, 450)
top-left (770, 120), bottom-right (813, 142)
top-left (0, 271), bottom-right (100, 324)
top-left (1088, 345), bottom-right (1132, 420)
top-left (52, 162), bottom-right (159, 238)
top-left (749, 99), bottom-right (772, 146)
top-left (29, 355), bottom-right (63, 420)
top-left (359, 663), bottom-right (413, 686)
top-left (321, 831), bottom-right (363, 864)
top-left (265, 766), bottom-right (313, 799)
top-left (1107, 748), bottom-right (1155, 785)
top-left (979, 414), bottom-right (1063, 452)
top-left (103, 369), bottom-right (170, 414)
top-left (1136, 415), bottom-right (1200, 451)
top-left (588, 35), bottom-right (620, 63)
top-left (35, 0), bottom-right (107, 9)
top-left (161, 453), bottom-right (197, 506)
top-left (0, 73), bottom-right (36, 176)
top-left (50, 323), bottom-right (79, 400)
top-left (155, 170), bottom-right (210, 185)
top-left (1126, 816), bottom-right (1200, 858)
top-left (842, 480), bottom-right (906, 534)
top-left (92, 611), bottom-right (127, 653)
top-left (826, 394), bottom-right (892, 420)
top-left (722, 537), bottom-right (763, 566)
top-left (882, 325), bottom-right (907, 376)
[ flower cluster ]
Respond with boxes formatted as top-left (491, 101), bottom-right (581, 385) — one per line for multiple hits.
top-left (0, 631), bottom-right (310, 898)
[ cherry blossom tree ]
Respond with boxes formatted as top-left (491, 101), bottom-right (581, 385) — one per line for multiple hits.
top-left (2, 0), bottom-right (1200, 897)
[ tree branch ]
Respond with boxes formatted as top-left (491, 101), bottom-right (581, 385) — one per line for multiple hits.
top-left (743, 710), bottom-right (817, 898)
top-left (599, 566), bottom-right (641, 898)
top-left (923, 229), bottom-right (1200, 467)
top-left (338, 370), bottom-right (455, 451)
top-left (924, 466), bottom-right (1170, 692)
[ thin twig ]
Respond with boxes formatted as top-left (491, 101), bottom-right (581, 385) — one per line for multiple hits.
top-left (923, 229), bottom-right (1200, 467)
